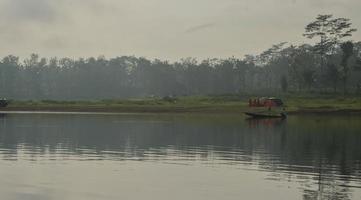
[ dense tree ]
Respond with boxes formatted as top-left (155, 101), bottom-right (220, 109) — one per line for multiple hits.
top-left (325, 63), bottom-right (340, 92)
top-left (340, 41), bottom-right (354, 94)
top-left (0, 43), bottom-right (358, 100)
top-left (0, 14), bottom-right (359, 100)
top-left (280, 75), bottom-right (288, 93)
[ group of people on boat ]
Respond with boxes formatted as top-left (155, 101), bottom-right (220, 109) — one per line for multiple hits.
top-left (248, 97), bottom-right (284, 108)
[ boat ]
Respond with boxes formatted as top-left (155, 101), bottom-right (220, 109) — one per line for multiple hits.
top-left (245, 111), bottom-right (286, 118)
top-left (245, 97), bottom-right (286, 119)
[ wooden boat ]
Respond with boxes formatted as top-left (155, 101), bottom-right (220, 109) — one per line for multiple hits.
top-left (245, 97), bottom-right (287, 119)
top-left (245, 111), bottom-right (286, 118)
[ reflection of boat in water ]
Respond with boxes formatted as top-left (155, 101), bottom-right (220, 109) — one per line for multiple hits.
top-left (245, 97), bottom-right (286, 119)
top-left (246, 117), bottom-right (286, 128)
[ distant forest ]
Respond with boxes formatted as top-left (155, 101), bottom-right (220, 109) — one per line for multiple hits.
top-left (1, 14), bottom-right (361, 100)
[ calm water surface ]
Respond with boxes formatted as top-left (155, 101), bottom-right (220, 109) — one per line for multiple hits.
top-left (0, 113), bottom-right (360, 200)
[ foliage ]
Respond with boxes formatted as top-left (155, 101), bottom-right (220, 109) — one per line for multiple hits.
top-left (303, 14), bottom-right (357, 54)
top-left (280, 75), bottom-right (288, 92)
top-left (340, 41), bottom-right (355, 94)
top-left (0, 14), bottom-right (359, 100)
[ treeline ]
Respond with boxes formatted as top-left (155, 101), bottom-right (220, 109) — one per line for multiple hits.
top-left (0, 55), bottom-right (258, 99)
top-left (0, 14), bottom-right (360, 100)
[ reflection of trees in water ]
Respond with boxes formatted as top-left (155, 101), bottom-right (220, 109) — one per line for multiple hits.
top-left (303, 146), bottom-right (354, 200)
top-left (249, 117), bottom-right (360, 200)
top-left (0, 114), bottom-right (360, 199)
top-left (302, 163), bottom-right (354, 200)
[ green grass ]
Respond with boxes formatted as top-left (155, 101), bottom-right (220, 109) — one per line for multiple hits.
top-left (3, 94), bottom-right (361, 114)
top-left (283, 95), bottom-right (361, 112)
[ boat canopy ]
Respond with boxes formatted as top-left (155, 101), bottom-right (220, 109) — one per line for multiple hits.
top-left (249, 97), bottom-right (284, 107)
top-left (266, 98), bottom-right (284, 107)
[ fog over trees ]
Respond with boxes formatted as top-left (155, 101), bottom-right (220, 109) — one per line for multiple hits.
top-left (0, 14), bottom-right (360, 100)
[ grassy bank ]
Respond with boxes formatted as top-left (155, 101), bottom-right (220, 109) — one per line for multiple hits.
top-left (1, 95), bottom-right (361, 114)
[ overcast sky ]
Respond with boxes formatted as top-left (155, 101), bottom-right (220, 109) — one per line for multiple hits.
top-left (0, 0), bottom-right (360, 61)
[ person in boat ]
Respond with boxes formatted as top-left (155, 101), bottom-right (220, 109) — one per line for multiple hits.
top-left (264, 98), bottom-right (280, 110)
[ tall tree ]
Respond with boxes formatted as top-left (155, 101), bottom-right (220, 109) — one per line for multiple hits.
top-left (303, 15), bottom-right (357, 89)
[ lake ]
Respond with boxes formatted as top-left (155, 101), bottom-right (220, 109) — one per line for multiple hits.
top-left (0, 112), bottom-right (360, 200)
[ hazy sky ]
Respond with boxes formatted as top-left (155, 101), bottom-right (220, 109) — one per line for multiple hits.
top-left (0, 0), bottom-right (360, 61)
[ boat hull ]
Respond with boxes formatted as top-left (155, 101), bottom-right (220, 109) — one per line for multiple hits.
top-left (245, 112), bottom-right (287, 119)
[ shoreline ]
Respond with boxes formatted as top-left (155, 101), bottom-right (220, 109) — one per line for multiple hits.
top-left (2, 96), bottom-right (361, 115)
top-left (1, 105), bottom-right (361, 115)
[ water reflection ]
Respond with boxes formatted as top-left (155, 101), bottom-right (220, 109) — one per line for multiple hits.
top-left (246, 117), bottom-right (286, 128)
top-left (0, 113), bottom-right (360, 200)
